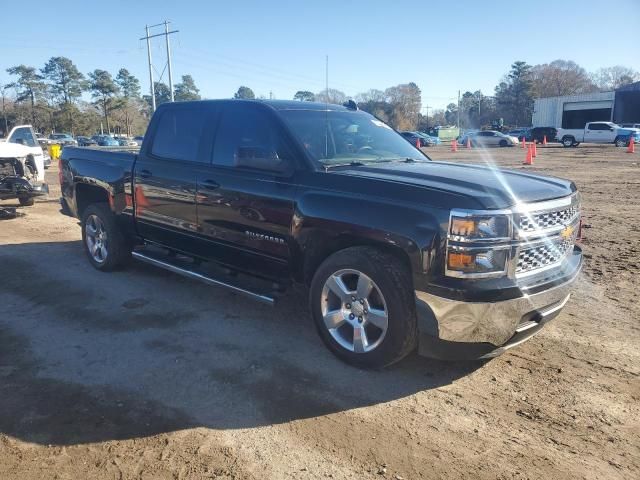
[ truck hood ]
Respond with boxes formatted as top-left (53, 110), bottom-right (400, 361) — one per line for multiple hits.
top-left (334, 161), bottom-right (576, 209)
top-left (0, 141), bottom-right (32, 158)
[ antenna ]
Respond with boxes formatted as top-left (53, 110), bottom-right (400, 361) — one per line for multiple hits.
top-left (324, 55), bottom-right (329, 159)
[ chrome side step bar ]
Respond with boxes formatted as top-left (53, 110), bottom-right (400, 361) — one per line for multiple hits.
top-left (132, 251), bottom-right (276, 306)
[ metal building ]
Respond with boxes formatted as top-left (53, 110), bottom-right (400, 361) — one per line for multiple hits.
top-left (532, 92), bottom-right (614, 128)
top-left (532, 82), bottom-right (640, 128)
top-left (613, 81), bottom-right (640, 125)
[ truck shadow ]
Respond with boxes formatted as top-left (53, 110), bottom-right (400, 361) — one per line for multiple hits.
top-left (0, 240), bottom-right (485, 446)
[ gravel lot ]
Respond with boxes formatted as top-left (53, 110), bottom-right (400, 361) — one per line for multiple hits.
top-left (1, 144), bottom-right (638, 479)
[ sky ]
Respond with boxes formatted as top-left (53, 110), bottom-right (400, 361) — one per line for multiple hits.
top-left (1, 0), bottom-right (639, 110)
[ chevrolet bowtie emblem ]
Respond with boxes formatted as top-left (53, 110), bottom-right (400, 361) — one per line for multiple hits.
top-left (560, 224), bottom-right (574, 240)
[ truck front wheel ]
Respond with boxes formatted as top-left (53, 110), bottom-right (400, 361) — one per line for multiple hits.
top-left (309, 246), bottom-right (417, 369)
top-left (18, 196), bottom-right (35, 206)
top-left (562, 136), bottom-right (575, 148)
top-left (81, 203), bottom-right (131, 271)
top-left (614, 137), bottom-right (627, 147)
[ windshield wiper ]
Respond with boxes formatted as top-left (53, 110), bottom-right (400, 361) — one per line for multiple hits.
top-left (324, 161), bottom-right (367, 170)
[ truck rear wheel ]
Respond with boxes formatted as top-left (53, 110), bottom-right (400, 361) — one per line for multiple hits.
top-left (309, 246), bottom-right (417, 369)
top-left (562, 136), bottom-right (575, 148)
top-left (81, 203), bottom-right (131, 271)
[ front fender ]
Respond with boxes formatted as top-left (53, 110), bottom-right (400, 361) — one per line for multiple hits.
top-left (292, 190), bottom-right (447, 281)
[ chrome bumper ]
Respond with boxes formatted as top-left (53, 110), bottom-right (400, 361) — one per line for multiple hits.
top-left (415, 251), bottom-right (582, 347)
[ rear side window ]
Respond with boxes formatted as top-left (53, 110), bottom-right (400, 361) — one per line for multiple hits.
top-left (212, 104), bottom-right (290, 167)
top-left (151, 106), bottom-right (208, 162)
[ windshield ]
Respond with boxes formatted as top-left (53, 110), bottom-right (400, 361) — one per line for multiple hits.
top-left (279, 109), bottom-right (429, 166)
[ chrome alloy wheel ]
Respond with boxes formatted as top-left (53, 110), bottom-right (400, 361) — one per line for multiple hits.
top-left (85, 214), bottom-right (108, 264)
top-left (321, 269), bottom-right (389, 353)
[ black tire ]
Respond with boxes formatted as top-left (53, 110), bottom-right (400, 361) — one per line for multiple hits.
top-left (499, 139), bottom-right (508, 147)
top-left (309, 246), bottom-right (417, 369)
top-left (562, 136), bottom-right (575, 148)
top-left (18, 196), bottom-right (35, 206)
top-left (81, 203), bottom-right (131, 271)
top-left (614, 137), bottom-right (626, 148)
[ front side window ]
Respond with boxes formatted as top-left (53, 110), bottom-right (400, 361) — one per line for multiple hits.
top-left (10, 127), bottom-right (38, 147)
top-left (212, 104), bottom-right (290, 168)
top-left (279, 109), bottom-right (427, 166)
top-left (151, 106), bottom-right (207, 162)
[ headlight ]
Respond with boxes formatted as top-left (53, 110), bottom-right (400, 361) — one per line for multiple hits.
top-left (446, 210), bottom-right (513, 278)
top-left (449, 214), bottom-right (511, 241)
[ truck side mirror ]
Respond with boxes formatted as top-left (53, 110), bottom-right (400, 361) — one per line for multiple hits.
top-left (235, 146), bottom-right (290, 174)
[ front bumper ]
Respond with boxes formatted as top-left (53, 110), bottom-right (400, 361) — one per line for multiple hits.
top-left (0, 178), bottom-right (49, 200)
top-left (415, 246), bottom-right (582, 360)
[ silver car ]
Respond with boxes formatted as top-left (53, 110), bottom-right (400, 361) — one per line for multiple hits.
top-left (469, 130), bottom-right (519, 147)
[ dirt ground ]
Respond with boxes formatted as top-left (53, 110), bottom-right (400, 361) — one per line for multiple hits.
top-left (0, 143), bottom-right (638, 480)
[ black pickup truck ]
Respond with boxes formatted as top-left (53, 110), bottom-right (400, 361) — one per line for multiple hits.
top-left (60, 100), bottom-right (582, 368)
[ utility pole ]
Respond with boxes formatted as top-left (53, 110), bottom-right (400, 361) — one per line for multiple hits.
top-left (424, 105), bottom-right (431, 129)
top-left (165, 21), bottom-right (174, 102)
top-left (325, 55), bottom-right (329, 103)
top-left (140, 21), bottom-right (179, 112)
top-left (144, 25), bottom-right (155, 112)
top-left (457, 90), bottom-right (460, 130)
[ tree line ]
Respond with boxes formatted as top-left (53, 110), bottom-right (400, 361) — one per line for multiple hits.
top-left (1, 57), bottom-right (201, 136)
top-left (270, 61), bottom-right (636, 131)
top-left (2, 56), bottom-right (637, 137)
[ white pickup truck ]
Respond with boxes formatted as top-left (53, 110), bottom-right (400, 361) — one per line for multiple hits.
top-left (0, 125), bottom-right (49, 206)
top-left (556, 122), bottom-right (640, 148)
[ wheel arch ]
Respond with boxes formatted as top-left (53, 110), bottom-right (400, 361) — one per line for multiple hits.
top-left (75, 183), bottom-right (110, 218)
top-left (299, 230), bottom-right (417, 288)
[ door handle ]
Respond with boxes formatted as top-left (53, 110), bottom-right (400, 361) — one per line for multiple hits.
top-left (201, 179), bottom-right (220, 190)
top-left (139, 169), bottom-right (153, 179)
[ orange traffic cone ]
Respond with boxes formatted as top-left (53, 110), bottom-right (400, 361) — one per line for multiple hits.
top-left (521, 137), bottom-right (526, 148)
top-left (532, 141), bottom-right (537, 158)
top-left (416, 137), bottom-right (421, 149)
top-left (543, 135), bottom-right (547, 146)
top-left (451, 139), bottom-right (458, 152)
top-left (628, 136), bottom-right (636, 153)
top-left (466, 138), bottom-right (472, 149)
top-left (524, 145), bottom-right (533, 165)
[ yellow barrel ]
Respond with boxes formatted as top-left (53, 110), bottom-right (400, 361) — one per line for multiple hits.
top-left (49, 144), bottom-right (61, 159)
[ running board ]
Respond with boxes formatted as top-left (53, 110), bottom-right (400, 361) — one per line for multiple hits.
top-left (132, 250), bottom-right (276, 306)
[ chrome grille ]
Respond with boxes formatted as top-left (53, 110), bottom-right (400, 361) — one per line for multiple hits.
top-left (516, 228), bottom-right (579, 274)
top-left (520, 204), bottom-right (579, 233)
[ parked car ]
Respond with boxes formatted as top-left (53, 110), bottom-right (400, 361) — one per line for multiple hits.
top-left (620, 123), bottom-right (640, 129)
top-left (459, 130), bottom-right (519, 147)
top-left (507, 128), bottom-right (530, 139)
top-left (133, 136), bottom-right (144, 146)
top-left (92, 135), bottom-right (120, 147)
top-left (116, 137), bottom-right (139, 147)
top-left (399, 131), bottom-right (429, 147)
top-left (556, 122), bottom-right (640, 147)
top-left (76, 136), bottom-right (98, 147)
top-left (527, 127), bottom-right (558, 144)
top-left (35, 132), bottom-right (53, 146)
top-left (0, 125), bottom-right (49, 206)
top-left (60, 99), bottom-right (582, 368)
top-left (49, 133), bottom-right (78, 146)
top-left (42, 150), bottom-right (52, 169)
top-left (416, 132), bottom-right (441, 146)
